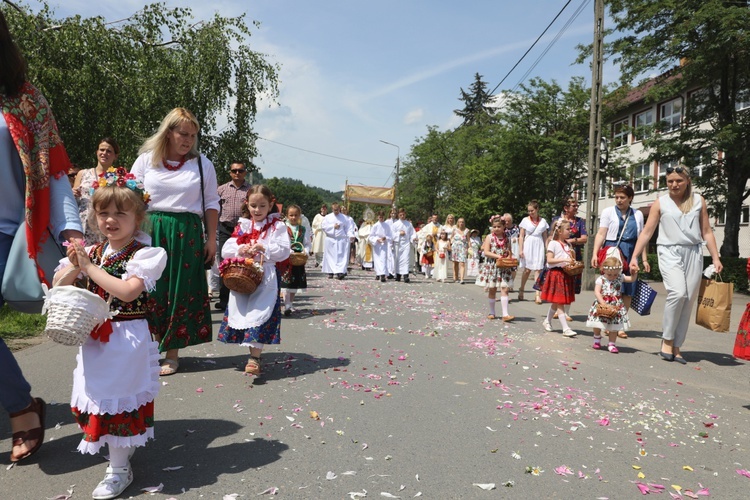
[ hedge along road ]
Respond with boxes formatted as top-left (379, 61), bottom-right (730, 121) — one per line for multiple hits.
top-left (1, 267), bottom-right (749, 499)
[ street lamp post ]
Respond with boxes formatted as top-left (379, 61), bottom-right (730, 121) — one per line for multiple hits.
top-left (379, 140), bottom-right (400, 207)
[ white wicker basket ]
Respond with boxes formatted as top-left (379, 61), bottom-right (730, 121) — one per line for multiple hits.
top-left (42, 284), bottom-right (114, 346)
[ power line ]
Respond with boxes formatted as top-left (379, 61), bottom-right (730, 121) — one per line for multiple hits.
top-left (257, 136), bottom-right (394, 168)
top-left (489, 0), bottom-right (574, 96)
top-left (257, 158), bottom-right (391, 182)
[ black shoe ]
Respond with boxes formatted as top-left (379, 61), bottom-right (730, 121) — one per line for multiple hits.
top-left (380, 276), bottom-right (386, 282)
top-left (674, 356), bottom-right (687, 364)
top-left (283, 309), bottom-right (292, 317)
top-left (404, 277), bottom-right (410, 283)
top-left (375, 275), bottom-right (381, 281)
top-left (336, 273), bottom-right (345, 280)
top-left (387, 274), bottom-right (395, 280)
top-left (395, 275), bottom-right (401, 282)
top-left (214, 302), bottom-right (226, 310)
top-left (328, 274), bottom-right (334, 279)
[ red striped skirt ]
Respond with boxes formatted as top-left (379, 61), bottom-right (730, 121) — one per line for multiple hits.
top-left (540, 267), bottom-right (575, 305)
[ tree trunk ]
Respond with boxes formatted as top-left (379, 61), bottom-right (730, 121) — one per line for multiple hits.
top-left (720, 155), bottom-right (743, 258)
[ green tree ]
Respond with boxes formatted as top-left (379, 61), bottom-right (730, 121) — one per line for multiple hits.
top-left (454, 72), bottom-right (496, 127)
top-left (264, 178), bottom-right (325, 218)
top-left (4, 1), bottom-right (279, 176)
top-left (602, 0), bottom-right (750, 257)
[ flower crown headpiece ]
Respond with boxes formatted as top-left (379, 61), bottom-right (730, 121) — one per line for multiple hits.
top-left (601, 265), bottom-right (620, 271)
top-left (489, 214), bottom-right (503, 223)
top-left (90, 166), bottom-right (151, 207)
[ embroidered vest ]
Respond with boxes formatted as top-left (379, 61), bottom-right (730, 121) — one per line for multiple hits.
top-left (87, 239), bottom-right (150, 320)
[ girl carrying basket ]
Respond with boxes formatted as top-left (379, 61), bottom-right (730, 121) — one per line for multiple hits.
top-left (54, 169), bottom-right (166, 499)
top-left (217, 185), bottom-right (291, 376)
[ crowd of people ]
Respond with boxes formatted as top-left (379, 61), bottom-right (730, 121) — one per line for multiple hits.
top-left (0, 10), bottom-right (736, 499)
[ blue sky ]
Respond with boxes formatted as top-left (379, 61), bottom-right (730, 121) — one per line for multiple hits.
top-left (43, 0), bottom-right (610, 192)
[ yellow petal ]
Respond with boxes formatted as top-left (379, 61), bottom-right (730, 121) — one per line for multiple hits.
top-left (637, 472), bottom-right (645, 479)
top-left (632, 465), bottom-right (642, 470)
top-left (309, 411), bottom-right (320, 420)
top-left (683, 465), bottom-right (693, 471)
top-left (672, 485), bottom-right (682, 491)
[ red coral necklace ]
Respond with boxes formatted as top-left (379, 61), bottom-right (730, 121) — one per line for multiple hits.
top-left (163, 156), bottom-right (187, 171)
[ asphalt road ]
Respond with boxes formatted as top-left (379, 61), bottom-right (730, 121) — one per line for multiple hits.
top-left (2, 266), bottom-right (749, 499)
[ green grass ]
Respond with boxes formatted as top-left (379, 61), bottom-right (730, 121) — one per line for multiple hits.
top-left (0, 305), bottom-right (45, 339)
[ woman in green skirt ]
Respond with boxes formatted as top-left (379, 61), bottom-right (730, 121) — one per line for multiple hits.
top-left (131, 108), bottom-right (219, 375)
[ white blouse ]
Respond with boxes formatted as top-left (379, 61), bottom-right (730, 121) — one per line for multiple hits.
top-left (130, 151), bottom-right (220, 215)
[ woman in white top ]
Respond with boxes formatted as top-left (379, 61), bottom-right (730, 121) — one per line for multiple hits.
top-left (130, 108), bottom-right (220, 376)
top-left (631, 166), bottom-right (722, 364)
top-left (518, 200), bottom-right (550, 303)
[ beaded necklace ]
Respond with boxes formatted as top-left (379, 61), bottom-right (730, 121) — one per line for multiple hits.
top-left (98, 237), bottom-right (138, 274)
top-left (162, 156), bottom-right (187, 171)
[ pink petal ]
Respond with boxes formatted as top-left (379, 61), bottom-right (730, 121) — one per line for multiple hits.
top-left (737, 469), bottom-right (750, 478)
top-left (635, 482), bottom-right (650, 495)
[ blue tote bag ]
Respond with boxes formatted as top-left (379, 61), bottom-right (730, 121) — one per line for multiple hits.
top-left (631, 279), bottom-right (657, 316)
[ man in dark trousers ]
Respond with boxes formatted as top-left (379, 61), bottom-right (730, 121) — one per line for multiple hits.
top-left (215, 162), bottom-right (251, 310)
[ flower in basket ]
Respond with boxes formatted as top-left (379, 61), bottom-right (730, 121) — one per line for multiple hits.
top-left (219, 256), bottom-right (261, 275)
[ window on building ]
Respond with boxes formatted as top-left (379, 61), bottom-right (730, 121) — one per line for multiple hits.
top-left (687, 89), bottom-right (708, 122)
top-left (716, 206), bottom-right (750, 226)
top-left (660, 98), bottom-right (682, 133)
top-left (598, 176), bottom-right (607, 199)
top-left (687, 149), bottom-right (712, 178)
top-left (577, 178), bottom-right (587, 202)
top-left (658, 158), bottom-right (680, 189)
top-left (633, 162), bottom-right (650, 193)
top-left (737, 99), bottom-right (750, 112)
top-left (612, 118), bottom-right (629, 148)
top-left (633, 109), bottom-right (654, 142)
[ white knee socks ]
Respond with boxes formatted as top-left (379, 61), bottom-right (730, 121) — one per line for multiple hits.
top-left (488, 299), bottom-right (496, 316)
top-left (500, 296), bottom-right (509, 317)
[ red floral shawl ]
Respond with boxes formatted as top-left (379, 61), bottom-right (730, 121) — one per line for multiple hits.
top-left (0, 82), bottom-right (71, 281)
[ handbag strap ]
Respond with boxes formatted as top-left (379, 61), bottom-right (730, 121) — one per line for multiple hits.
top-left (615, 208), bottom-right (631, 247)
top-left (197, 153), bottom-right (206, 221)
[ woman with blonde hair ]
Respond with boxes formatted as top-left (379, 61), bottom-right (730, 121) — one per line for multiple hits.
top-left (631, 166), bottom-right (722, 364)
top-left (131, 108), bottom-right (220, 375)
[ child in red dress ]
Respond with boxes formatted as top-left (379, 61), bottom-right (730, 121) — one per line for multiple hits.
top-left (540, 219), bottom-right (578, 337)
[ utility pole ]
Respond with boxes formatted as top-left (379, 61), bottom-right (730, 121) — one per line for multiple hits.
top-left (379, 140), bottom-right (400, 207)
top-left (582, 0), bottom-right (606, 291)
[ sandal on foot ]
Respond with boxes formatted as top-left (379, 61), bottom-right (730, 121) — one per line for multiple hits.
top-left (617, 331), bottom-right (628, 339)
top-left (159, 358), bottom-right (179, 376)
top-left (92, 464), bottom-right (133, 500)
top-left (245, 356), bottom-right (261, 375)
top-left (607, 344), bottom-right (619, 353)
top-left (486, 314), bottom-right (496, 320)
top-left (541, 319), bottom-right (553, 332)
top-left (502, 315), bottom-right (515, 322)
top-left (592, 336), bottom-right (602, 349)
top-left (9, 397), bottom-right (46, 462)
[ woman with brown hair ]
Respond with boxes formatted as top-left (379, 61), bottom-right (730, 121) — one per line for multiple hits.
top-left (131, 108), bottom-right (220, 375)
top-left (631, 167), bottom-right (722, 364)
top-left (73, 137), bottom-right (120, 244)
top-left (518, 200), bottom-right (549, 303)
top-left (591, 184), bottom-right (649, 338)
top-left (550, 198), bottom-right (588, 320)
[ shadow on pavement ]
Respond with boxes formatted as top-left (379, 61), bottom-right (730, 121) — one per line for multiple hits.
top-left (34, 418), bottom-right (287, 494)
top-left (249, 352), bottom-right (351, 384)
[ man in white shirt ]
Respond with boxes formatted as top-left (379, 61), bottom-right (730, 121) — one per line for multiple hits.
top-left (384, 207), bottom-right (398, 278)
top-left (321, 203), bottom-right (354, 279)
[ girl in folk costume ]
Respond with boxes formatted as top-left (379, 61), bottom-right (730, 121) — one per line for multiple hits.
top-left (475, 215), bottom-right (515, 322)
top-left (218, 185), bottom-right (291, 376)
top-left (53, 172), bottom-right (166, 500)
top-left (540, 219), bottom-right (578, 337)
top-left (421, 234), bottom-right (436, 279)
top-left (585, 257), bottom-right (638, 353)
top-left (433, 229), bottom-right (451, 283)
top-left (281, 205), bottom-right (310, 317)
top-left (368, 211), bottom-right (392, 282)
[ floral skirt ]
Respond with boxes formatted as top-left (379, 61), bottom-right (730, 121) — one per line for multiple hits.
top-left (734, 303), bottom-right (750, 360)
top-left (281, 264), bottom-right (307, 291)
top-left (71, 402), bottom-right (154, 454)
top-left (540, 268), bottom-right (575, 305)
top-left (146, 211), bottom-right (212, 351)
top-left (218, 276), bottom-right (282, 345)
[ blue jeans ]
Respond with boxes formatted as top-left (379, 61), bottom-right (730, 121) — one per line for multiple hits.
top-left (0, 231), bottom-right (33, 414)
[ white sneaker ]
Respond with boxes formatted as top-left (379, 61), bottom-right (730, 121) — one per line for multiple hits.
top-left (562, 328), bottom-right (578, 337)
top-left (541, 319), bottom-right (553, 332)
top-left (92, 464), bottom-right (133, 500)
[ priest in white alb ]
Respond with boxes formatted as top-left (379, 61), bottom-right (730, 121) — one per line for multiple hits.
top-left (391, 207), bottom-right (417, 283)
top-left (321, 202), bottom-right (353, 279)
top-left (368, 210), bottom-right (392, 282)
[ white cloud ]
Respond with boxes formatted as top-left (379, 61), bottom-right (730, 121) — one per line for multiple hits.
top-left (403, 109), bottom-right (424, 125)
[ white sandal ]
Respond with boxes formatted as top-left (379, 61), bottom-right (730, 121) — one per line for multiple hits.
top-left (92, 464), bottom-right (133, 500)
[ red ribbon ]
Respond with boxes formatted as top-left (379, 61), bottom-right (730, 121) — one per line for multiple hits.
top-left (90, 320), bottom-right (113, 342)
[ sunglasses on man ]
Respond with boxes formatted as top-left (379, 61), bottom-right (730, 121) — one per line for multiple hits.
top-left (230, 169), bottom-right (246, 174)
top-left (665, 166), bottom-right (686, 174)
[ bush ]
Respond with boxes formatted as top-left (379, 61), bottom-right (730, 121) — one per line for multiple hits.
top-left (639, 255), bottom-right (748, 294)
